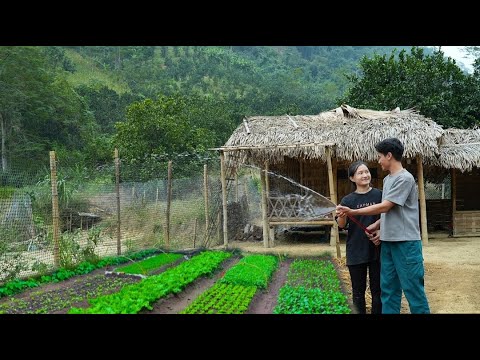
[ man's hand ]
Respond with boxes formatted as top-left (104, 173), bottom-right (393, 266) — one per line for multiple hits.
top-left (367, 229), bottom-right (381, 246)
top-left (336, 205), bottom-right (352, 218)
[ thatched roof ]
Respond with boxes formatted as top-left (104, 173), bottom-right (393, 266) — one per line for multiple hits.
top-left (224, 104), bottom-right (444, 166)
top-left (431, 128), bottom-right (480, 172)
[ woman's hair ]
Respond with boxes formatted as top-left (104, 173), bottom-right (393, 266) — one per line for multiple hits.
top-left (348, 160), bottom-right (369, 190)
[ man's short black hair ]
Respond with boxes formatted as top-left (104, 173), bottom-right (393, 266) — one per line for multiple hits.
top-left (375, 138), bottom-right (404, 161)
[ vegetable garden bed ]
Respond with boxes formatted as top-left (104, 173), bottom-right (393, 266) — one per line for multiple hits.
top-left (0, 251), bottom-right (351, 314)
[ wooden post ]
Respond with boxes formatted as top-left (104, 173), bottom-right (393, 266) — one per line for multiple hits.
top-left (264, 161), bottom-right (272, 246)
top-left (115, 148), bottom-right (121, 255)
top-left (326, 147), bottom-right (341, 258)
top-left (451, 168), bottom-right (456, 236)
top-left (243, 177), bottom-right (249, 205)
top-left (377, 162), bottom-right (384, 189)
top-left (166, 160), bottom-right (172, 249)
top-left (217, 212), bottom-right (222, 244)
top-left (260, 166), bottom-right (270, 248)
top-left (416, 155), bottom-right (428, 245)
top-left (155, 186), bottom-right (159, 210)
top-left (193, 218), bottom-right (198, 248)
top-left (265, 161), bottom-right (270, 195)
top-left (50, 151), bottom-right (60, 267)
top-left (203, 164), bottom-right (209, 234)
top-left (235, 171), bottom-right (239, 202)
top-left (220, 152), bottom-right (228, 247)
top-left (300, 160), bottom-right (304, 195)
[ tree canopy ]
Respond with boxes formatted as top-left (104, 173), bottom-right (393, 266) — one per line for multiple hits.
top-left (342, 47), bottom-right (480, 129)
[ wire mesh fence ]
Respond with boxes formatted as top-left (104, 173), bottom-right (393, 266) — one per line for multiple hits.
top-left (0, 150), bottom-right (242, 283)
top-left (1, 150), bottom-right (467, 284)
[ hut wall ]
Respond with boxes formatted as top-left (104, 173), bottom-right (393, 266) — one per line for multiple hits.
top-left (269, 157), bottom-right (300, 195)
top-left (453, 211), bottom-right (480, 236)
top-left (426, 199), bottom-right (452, 231)
top-left (453, 169), bottom-right (480, 236)
top-left (302, 159), bottom-right (328, 196)
top-left (455, 169), bottom-right (480, 211)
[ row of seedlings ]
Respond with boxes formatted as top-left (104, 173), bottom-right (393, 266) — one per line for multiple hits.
top-left (69, 251), bottom-right (232, 314)
top-left (181, 254), bottom-right (278, 314)
top-left (274, 259), bottom-right (351, 314)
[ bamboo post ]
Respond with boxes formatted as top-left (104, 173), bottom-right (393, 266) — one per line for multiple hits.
top-left (377, 163), bottom-right (384, 189)
top-left (155, 186), bottom-right (159, 210)
top-left (326, 147), bottom-right (341, 258)
top-left (451, 168), bottom-right (456, 236)
top-left (416, 155), bottom-right (428, 245)
top-left (300, 160), bottom-right (304, 195)
top-left (50, 151), bottom-right (60, 267)
top-left (220, 151), bottom-right (228, 247)
top-left (235, 171), bottom-right (239, 202)
top-left (264, 161), bottom-right (272, 246)
top-left (115, 148), bottom-right (121, 255)
top-left (265, 161), bottom-right (270, 195)
top-left (193, 218), bottom-right (198, 248)
top-left (166, 160), bottom-right (172, 249)
top-left (217, 212), bottom-right (221, 244)
top-left (203, 164), bottom-right (209, 234)
top-left (260, 166), bottom-right (270, 248)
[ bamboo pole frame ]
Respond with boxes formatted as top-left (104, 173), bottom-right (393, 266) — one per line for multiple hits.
top-left (115, 148), bottom-right (121, 255)
top-left (204, 164), bottom-right (209, 233)
top-left (416, 155), bottom-right (429, 245)
top-left (193, 218), bottom-right (198, 248)
top-left (451, 168), bottom-right (456, 236)
top-left (220, 152), bottom-right (228, 247)
top-left (326, 147), bottom-right (341, 258)
top-left (50, 151), bottom-right (60, 267)
top-left (166, 160), bottom-right (172, 249)
top-left (260, 165), bottom-right (270, 248)
top-left (210, 142), bottom-right (335, 152)
top-left (235, 171), bottom-right (239, 202)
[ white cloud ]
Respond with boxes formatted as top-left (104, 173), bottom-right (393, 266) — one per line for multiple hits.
top-left (437, 46), bottom-right (475, 72)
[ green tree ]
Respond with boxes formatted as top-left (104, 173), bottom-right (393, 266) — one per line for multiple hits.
top-left (114, 94), bottom-right (220, 179)
top-left (0, 46), bottom-right (95, 171)
top-left (342, 47), bottom-right (479, 128)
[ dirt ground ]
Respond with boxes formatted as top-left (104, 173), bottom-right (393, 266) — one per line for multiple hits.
top-left (228, 232), bottom-right (480, 314)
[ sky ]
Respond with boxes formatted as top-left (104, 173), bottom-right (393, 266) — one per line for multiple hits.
top-left (437, 46), bottom-right (476, 72)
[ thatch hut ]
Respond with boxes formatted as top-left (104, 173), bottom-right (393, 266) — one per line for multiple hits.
top-left (216, 104), bottom-right (450, 250)
top-left (430, 128), bottom-right (480, 236)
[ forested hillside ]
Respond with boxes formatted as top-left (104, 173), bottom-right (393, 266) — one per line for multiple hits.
top-left (2, 45), bottom-right (476, 177)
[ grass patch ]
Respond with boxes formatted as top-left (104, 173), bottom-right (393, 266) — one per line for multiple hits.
top-left (64, 49), bottom-right (130, 94)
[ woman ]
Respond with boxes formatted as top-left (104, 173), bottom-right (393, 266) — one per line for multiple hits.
top-left (336, 160), bottom-right (382, 314)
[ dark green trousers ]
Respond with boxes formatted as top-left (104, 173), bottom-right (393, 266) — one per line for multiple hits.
top-left (380, 240), bottom-right (430, 314)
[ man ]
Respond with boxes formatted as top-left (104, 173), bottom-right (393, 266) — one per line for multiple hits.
top-left (336, 138), bottom-right (430, 314)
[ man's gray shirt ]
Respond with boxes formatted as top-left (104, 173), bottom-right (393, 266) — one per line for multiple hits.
top-left (380, 169), bottom-right (421, 241)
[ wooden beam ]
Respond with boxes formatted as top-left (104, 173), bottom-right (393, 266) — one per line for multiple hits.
top-left (220, 151), bottom-right (229, 247)
top-left (203, 164), bottom-right (209, 235)
top-left (243, 118), bottom-right (251, 134)
top-left (326, 147), bottom-right (341, 258)
top-left (166, 160), bottom-right (172, 249)
top-left (209, 142), bottom-right (335, 152)
top-left (416, 155), bottom-right (429, 245)
top-left (50, 151), bottom-right (60, 267)
top-left (451, 168), bottom-right (456, 236)
top-left (260, 166), bottom-right (270, 248)
top-left (287, 114), bottom-right (299, 128)
top-left (269, 220), bottom-right (335, 225)
top-left (115, 148), bottom-right (121, 255)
